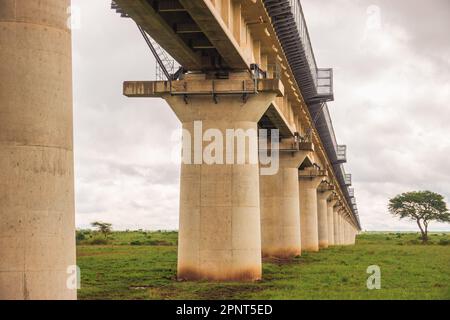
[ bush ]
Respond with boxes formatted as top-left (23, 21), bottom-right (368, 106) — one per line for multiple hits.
top-left (130, 240), bottom-right (173, 246)
top-left (438, 239), bottom-right (450, 246)
top-left (76, 231), bottom-right (86, 242)
top-left (147, 240), bottom-right (172, 246)
top-left (89, 238), bottom-right (108, 245)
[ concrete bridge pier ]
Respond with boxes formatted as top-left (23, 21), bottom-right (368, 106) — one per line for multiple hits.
top-left (327, 200), bottom-right (337, 246)
top-left (339, 213), bottom-right (345, 245)
top-left (348, 222), bottom-right (356, 245)
top-left (333, 207), bottom-right (340, 245)
top-left (344, 218), bottom-right (350, 245)
top-left (317, 189), bottom-right (333, 249)
top-left (164, 91), bottom-right (278, 281)
top-left (0, 0), bottom-right (76, 300)
top-left (335, 210), bottom-right (343, 245)
top-left (352, 228), bottom-right (357, 244)
top-left (298, 172), bottom-right (324, 252)
top-left (260, 150), bottom-right (309, 259)
top-left (342, 218), bottom-right (346, 245)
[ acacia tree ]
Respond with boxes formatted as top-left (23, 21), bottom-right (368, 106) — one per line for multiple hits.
top-left (388, 191), bottom-right (449, 242)
top-left (91, 221), bottom-right (113, 239)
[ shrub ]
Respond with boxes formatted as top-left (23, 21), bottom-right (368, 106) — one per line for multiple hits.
top-left (147, 240), bottom-right (172, 246)
top-left (89, 238), bottom-right (108, 245)
top-left (76, 231), bottom-right (86, 242)
top-left (438, 239), bottom-right (450, 246)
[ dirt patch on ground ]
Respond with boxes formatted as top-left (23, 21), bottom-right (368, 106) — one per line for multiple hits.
top-left (77, 250), bottom-right (132, 257)
top-left (196, 284), bottom-right (270, 300)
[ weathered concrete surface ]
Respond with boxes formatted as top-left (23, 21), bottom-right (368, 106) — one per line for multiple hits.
top-left (333, 209), bottom-right (340, 245)
top-left (299, 178), bottom-right (322, 252)
top-left (317, 191), bottom-right (332, 249)
top-left (260, 150), bottom-right (309, 259)
top-left (0, 0), bottom-right (76, 300)
top-left (165, 93), bottom-right (277, 281)
top-left (339, 214), bottom-right (345, 245)
top-left (327, 200), bottom-right (337, 246)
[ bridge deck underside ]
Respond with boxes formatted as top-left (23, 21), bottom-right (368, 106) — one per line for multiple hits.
top-left (113, 0), bottom-right (360, 228)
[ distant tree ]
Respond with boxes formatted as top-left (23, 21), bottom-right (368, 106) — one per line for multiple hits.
top-left (388, 191), bottom-right (449, 243)
top-left (91, 222), bottom-right (113, 239)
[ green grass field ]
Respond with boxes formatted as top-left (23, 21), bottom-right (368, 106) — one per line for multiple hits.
top-left (76, 231), bottom-right (450, 300)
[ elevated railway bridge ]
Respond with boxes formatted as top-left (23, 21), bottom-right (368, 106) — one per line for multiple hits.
top-left (0, 0), bottom-right (361, 299)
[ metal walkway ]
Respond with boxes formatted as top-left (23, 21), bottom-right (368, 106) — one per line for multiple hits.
top-left (264, 0), bottom-right (360, 227)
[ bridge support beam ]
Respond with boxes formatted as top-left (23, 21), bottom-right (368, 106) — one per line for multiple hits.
top-left (260, 150), bottom-right (309, 259)
top-left (164, 91), bottom-right (278, 281)
top-left (0, 0), bottom-right (76, 300)
top-left (298, 175), bottom-right (323, 252)
top-left (317, 190), bottom-right (333, 249)
top-left (327, 200), bottom-right (337, 246)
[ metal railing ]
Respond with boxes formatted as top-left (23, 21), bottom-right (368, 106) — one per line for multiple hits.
top-left (288, 0), bottom-right (318, 86)
top-left (317, 68), bottom-right (333, 96)
top-left (336, 145), bottom-right (347, 163)
top-left (345, 174), bottom-right (352, 186)
top-left (348, 188), bottom-right (355, 198)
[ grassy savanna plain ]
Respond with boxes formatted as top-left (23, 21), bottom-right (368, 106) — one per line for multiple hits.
top-left (76, 231), bottom-right (450, 300)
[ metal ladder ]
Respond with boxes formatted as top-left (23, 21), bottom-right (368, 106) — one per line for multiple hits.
top-left (136, 24), bottom-right (182, 82)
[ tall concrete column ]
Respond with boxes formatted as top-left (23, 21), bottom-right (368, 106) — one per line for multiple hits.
top-left (345, 219), bottom-right (351, 245)
top-left (0, 0), bottom-right (76, 300)
top-left (353, 228), bottom-right (357, 244)
top-left (338, 212), bottom-right (344, 245)
top-left (349, 225), bottom-right (354, 245)
top-left (165, 92), bottom-right (277, 281)
top-left (260, 150), bottom-right (309, 259)
top-left (317, 189), bottom-right (332, 249)
top-left (299, 174), bottom-right (323, 252)
top-left (348, 222), bottom-right (353, 245)
top-left (327, 200), bottom-right (337, 246)
top-left (342, 217), bottom-right (348, 245)
top-left (340, 214), bottom-right (346, 245)
top-left (333, 208), bottom-right (340, 245)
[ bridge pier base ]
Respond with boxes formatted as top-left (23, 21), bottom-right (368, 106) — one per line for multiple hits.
top-left (298, 177), bottom-right (323, 252)
top-left (165, 93), bottom-right (277, 281)
top-left (0, 0), bottom-right (76, 300)
top-left (260, 150), bottom-right (309, 259)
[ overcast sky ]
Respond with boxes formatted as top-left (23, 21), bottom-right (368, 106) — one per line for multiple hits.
top-left (72, 0), bottom-right (450, 231)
